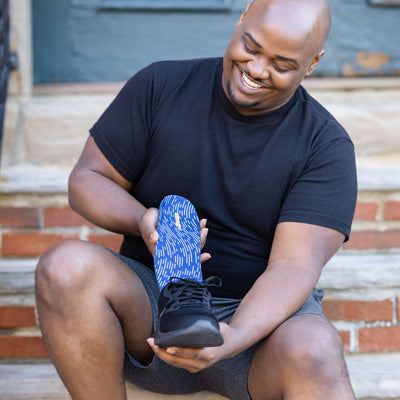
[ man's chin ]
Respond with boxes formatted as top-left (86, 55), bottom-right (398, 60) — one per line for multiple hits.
top-left (227, 83), bottom-right (261, 110)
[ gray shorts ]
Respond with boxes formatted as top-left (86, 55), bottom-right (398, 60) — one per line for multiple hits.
top-left (114, 252), bottom-right (325, 400)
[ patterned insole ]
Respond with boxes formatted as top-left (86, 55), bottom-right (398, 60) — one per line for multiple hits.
top-left (154, 195), bottom-right (202, 290)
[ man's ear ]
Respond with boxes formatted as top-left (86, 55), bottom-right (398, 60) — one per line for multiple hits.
top-left (236, 3), bottom-right (251, 29)
top-left (305, 49), bottom-right (325, 77)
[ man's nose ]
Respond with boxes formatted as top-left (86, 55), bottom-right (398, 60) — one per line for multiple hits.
top-left (247, 57), bottom-right (270, 81)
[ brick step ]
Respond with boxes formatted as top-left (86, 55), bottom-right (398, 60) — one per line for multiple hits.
top-left (0, 353), bottom-right (399, 400)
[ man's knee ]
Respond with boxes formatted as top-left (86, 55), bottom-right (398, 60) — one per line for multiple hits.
top-left (275, 314), bottom-right (345, 377)
top-left (36, 239), bottom-right (98, 302)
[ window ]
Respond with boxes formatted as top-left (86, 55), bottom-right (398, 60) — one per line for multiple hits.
top-left (99, 0), bottom-right (231, 11)
top-left (368, 0), bottom-right (400, 5)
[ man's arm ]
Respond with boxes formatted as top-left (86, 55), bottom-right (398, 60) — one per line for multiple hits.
top-left (69, 136), bottom-right (209, 258)
top-left (148, 221), bottom-right (344, 372)
top-left (225, 221), bottom-right (344, 356)
top-left (69, 136), bottom-right (150, 237)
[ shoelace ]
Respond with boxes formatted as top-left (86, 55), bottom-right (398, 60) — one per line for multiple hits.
top-left (163, 276), bottom-right (222, 312)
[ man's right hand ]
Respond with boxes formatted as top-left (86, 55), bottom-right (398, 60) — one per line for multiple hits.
top-left (139, 207), bottom-right (160, 258)
top-left (139, 208), bottom-right (211, 262)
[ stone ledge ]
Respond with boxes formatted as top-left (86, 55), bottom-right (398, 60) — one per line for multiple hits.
top-left (0, 165), bottom-right (70, 194)
top-left (347, 353), bottom-right (400, 399)
top-left (357, 162), bottom-right (400, 192)
top-left (0, 363), bottom-right (226, 400)
top-left (31, 77), bottom-right (400, 96)
top-left (0, 259), bottom-right (38, 306)
top-left (1, 163), bottom-right (400, 194)
top-left (1, 253), bottom-right (400, 305)
top-left (318, 253), bottom-right (400, 300)
top-left (4, 85), bottom-right (400, 167)
top-left (0, 354), bottom-right (399, 400)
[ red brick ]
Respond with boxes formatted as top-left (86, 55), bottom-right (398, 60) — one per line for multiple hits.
top-left (88, 233), bottom-right (123, 253)
top-left (384, 201), bottom-right (400, 221)
top-left (0, 207), bottom-right (39, 228)
top-left (344, 230), bottom-right (400, 250)
top-left (358, 326), bottom-right (400, 352)
top-left (353, 202), bottom-right (379, 221)
top-left (322, 299), bottom-right (392, 322)
top-left (339, 330), bottom-right (351, 352)
top-left (0, 336), bottom-right (48, 358)
top-left (1, 232), bottom-right (79, 256)
top-left (0, 306), bottom-right (36, 328)
top-left (398, 298), bottom-right (400, 322)
top-left (44, 206), bottom-right (93, 227)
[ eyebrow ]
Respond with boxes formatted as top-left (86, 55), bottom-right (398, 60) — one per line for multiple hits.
top-left (244, 32), bottom-right (300, 67)
top-left (275, 54), bottom-right (300, 67)
top-left (244, 32), bottom-right (262, 48)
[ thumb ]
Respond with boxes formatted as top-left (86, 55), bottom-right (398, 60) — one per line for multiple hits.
top-left (140, 208), bottom-right (159, 243)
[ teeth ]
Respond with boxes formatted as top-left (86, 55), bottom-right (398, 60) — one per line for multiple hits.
top-left (241, 72), bottom-right (262, 89)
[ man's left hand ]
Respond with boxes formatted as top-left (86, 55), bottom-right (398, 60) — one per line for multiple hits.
top-left (147, 322), bottom-right (232, 373)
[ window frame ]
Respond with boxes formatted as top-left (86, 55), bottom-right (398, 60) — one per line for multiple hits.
top-left (97, 0), bottom-right (232, 11)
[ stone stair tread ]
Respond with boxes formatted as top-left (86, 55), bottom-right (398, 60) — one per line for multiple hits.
top-left (2, 254), bottom-right (400, 304)
top-left (319, 252), bottom-right (400, 294)
top-left (2, 162), bottom-right (400, 193)
top-left (346, 353), bottom-right (400, 399)
top-left (1, 354), bottom-right (400, 399)
top-left (0, 259), bottom-right (38, 305)
top-left (0, 363), bottom-right (226, 400)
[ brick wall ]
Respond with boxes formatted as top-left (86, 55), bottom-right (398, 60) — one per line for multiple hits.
top-left (0, 192), bottom-right (399, 359)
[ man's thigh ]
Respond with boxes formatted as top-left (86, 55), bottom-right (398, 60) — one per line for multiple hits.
top-left (37, 240), bottom-right (157, 364)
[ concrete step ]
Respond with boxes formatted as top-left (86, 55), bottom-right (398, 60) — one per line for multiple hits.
top-left (0, 363), bottom-right (227, 400)
top-left (1, 162), bottom-right (400, 194)
top-left (2, 253), bottom-right (400, 305)
top-left (318, 252), bottom-right (400, 299)
top-left (0, 353), bottom-right (399, 399)
top-left (0, 258), bottom-right (38, 305)
top-left (347, 353), bottom-right (400, 399)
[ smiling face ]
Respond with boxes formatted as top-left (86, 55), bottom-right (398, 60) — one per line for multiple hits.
top-left (222, 0), bottom-right (330, 115)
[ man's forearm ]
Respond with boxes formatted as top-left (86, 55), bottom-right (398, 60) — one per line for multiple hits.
top-left (224, 261), bottom-right (321, 358)
top-left (68, 168), bottom-right (146, 236)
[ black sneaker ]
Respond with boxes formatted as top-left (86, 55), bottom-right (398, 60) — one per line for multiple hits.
top-left (154, 276), bottom-right (224, 348)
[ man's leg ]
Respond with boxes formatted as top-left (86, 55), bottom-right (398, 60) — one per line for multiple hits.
top-left (35, 240), bottom-right (155, 400)
top-left (247, 314), bottom-right (355, 400)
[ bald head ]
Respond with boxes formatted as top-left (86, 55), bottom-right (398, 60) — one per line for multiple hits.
top-left (222, 0), bottom-right (331, 114)
top-left (246, 0), bottom-right (331, 55)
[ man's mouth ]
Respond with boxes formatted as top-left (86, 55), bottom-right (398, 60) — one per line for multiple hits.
top-left (241, 72), bottom-right (263, 90)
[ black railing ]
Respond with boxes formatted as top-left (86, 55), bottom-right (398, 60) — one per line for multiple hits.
top-left (0, 0), bottom-right (11, 161)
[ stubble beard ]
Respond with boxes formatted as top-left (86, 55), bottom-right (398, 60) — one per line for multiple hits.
top-left (226, 81), bottom-right (261, 110)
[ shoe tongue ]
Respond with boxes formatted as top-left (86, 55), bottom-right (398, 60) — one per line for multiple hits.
top-left (158, 278), bottom-right (211, 312)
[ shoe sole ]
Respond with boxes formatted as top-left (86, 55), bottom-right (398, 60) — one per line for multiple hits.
top-left (154, 319), bottom-right (224, 348)
top-left (154, 195), bottom-right (202, 290)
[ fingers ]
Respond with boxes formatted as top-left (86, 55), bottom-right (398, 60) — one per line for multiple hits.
top-left (141, 213), bottom-right (211, 261)
top-left (139, 208), bottom-right (159, 256)
top-left (200, 219), bottom-right (208, 248)
top-left (201, 252), bottom-right (211, 263)
top-left (200, 219), bottom-right (211, 263)
top-left (147, 338), bottom-right (217, 373)
top-left (200, 218), bottom-right (207, 230)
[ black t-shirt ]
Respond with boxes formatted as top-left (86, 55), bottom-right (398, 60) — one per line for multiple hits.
top-left (90, 57), bottom-right (357, 299)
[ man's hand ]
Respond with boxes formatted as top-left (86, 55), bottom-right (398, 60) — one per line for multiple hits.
top-left (147, 322), bottom-right (234, 373)
top-left (139, 208), bottom-right (211, 262)
top-left (139, 207), bottom-right (160, 257)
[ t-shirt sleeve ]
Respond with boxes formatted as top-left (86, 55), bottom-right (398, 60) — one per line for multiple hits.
top-left (89, 64), bottom-right (155, 185)
top-left (278, 134), bottom-right (358, 241)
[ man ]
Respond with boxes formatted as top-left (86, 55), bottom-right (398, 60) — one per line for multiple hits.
top-left (35, 0), bottom-right (358, 399)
